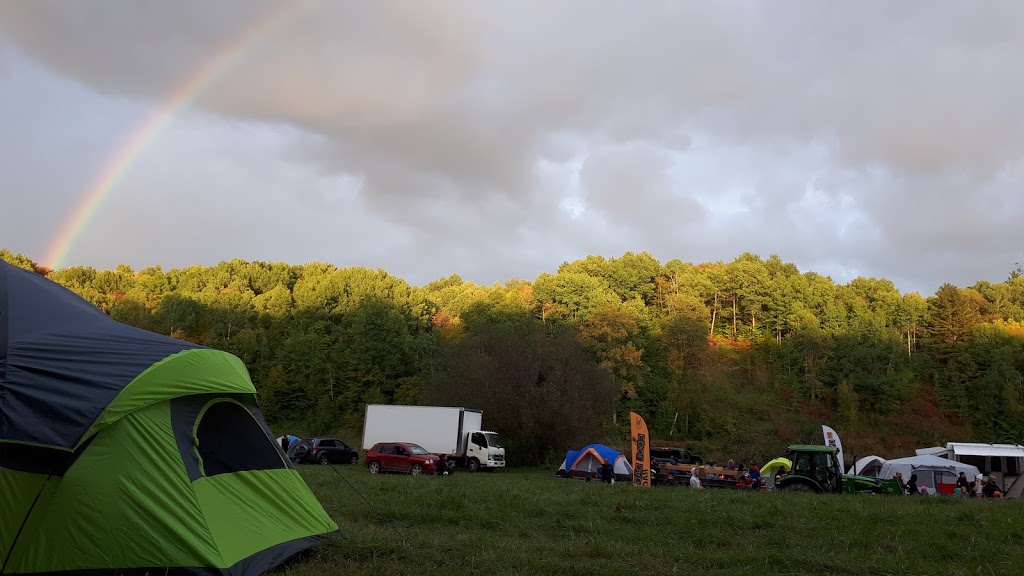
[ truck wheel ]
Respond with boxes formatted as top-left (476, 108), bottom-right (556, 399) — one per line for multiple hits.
top-left (410, 464), bottom-right (423, 475)
top-left (368, 461), bottom-right (381, 474)
top-left (467, 459), bottom-right (479, 473)
top-left (350, 453), bottom-right (359, 464)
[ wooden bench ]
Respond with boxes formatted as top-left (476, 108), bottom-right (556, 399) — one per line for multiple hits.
top-left (660, 463), bottom-right (744, 479)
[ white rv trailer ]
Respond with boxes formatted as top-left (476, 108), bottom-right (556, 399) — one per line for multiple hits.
top-left (916, 442), bottom-right (1024, 492)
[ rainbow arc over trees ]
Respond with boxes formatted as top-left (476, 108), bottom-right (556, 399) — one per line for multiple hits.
top-left (44, 0), bottom-right (304, 269)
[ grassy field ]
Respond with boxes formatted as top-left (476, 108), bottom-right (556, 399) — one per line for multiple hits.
top-left (275, 465), bottom-right (1024, 576)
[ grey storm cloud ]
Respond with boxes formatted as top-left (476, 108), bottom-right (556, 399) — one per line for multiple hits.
top-left (2, 0), bottom-right (1023, 291)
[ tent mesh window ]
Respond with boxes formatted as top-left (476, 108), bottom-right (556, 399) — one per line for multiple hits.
top-left (196, 401), bottom-right (287, 477)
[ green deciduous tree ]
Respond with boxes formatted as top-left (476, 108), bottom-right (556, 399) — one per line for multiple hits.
top-left (423, 316), bottom-right (616, 465)
top-left (577, 304), bottom-right (648, 399)
top-left (532, 272), bottom-right (619, 322)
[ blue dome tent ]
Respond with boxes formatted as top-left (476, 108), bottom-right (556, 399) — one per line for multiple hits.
top-left (556, 443), bottom-right (633, 481)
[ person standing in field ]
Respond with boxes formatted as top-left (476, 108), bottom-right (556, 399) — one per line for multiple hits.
top-left (906, 473), bottom-right (920, 496)
top-left (871, 478), bottom-right (886, 495)
top-left (747, 463), bottom-right (761, 487)
top-left (982, 477), bottom-right (999, 498)
top-left (894, 471), bottom-right (908, 494)
top-left (956, 472), bottom-right (970, 493)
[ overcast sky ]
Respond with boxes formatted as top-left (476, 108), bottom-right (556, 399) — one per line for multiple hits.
top-left (2, 1), bottom-right (1023, 295)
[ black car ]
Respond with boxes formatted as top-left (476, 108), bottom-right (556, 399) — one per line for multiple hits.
top-left (649, 446), bottom-right (703, 465)
top-left (290, 438), bottom-right (359, 465)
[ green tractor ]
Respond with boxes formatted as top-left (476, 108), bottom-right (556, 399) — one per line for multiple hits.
top-left (775, 445), bottom-right (903, 495)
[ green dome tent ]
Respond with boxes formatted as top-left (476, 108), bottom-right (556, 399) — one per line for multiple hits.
top-left (0, 261), bottom-right (337, 575)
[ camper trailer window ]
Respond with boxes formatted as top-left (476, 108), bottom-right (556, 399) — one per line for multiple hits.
top-left (991, 458), bottom-right (1003, 473)
top-left (960, 455), bottom-right (985, 470)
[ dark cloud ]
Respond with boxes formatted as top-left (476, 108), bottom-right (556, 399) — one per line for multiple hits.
top-left (2, 1), bottom-right (1023, 292)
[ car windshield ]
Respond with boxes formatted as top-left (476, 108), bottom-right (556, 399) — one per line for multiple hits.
top-left (407, 444), bottom-right (430, 455)
top-left (483, 433), bottom-right (504, 448)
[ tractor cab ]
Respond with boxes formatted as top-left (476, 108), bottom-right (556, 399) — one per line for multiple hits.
top-left (778, 445), bottom-right (843, 493)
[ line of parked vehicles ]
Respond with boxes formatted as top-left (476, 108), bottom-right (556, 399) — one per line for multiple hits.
top-left (281, 404), bottom-right (507, 476)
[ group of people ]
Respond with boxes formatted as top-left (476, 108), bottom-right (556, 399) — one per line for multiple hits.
top-left (683, 460), bottom-right (764, 490)
top-left (954, 471), bottom-right (1005, 499)
top-left (885, 470), bottom-right (1007, 498)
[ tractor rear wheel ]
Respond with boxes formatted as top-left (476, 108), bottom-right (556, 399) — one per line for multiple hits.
top-left (782, 482), bottom-right (817, 493)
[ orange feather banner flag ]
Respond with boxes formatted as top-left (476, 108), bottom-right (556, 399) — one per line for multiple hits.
top-left (630, 412), bottom-right (651, 488)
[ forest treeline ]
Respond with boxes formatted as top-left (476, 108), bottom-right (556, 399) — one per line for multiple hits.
top-left (4, 248), bottom-right (1023, 464)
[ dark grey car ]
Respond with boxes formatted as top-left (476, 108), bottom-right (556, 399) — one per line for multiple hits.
top-left (290, 438), bottom-right (359, 465)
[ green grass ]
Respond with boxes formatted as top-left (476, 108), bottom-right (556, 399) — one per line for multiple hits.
top-left (275, 466), bottom-right (1024, 576)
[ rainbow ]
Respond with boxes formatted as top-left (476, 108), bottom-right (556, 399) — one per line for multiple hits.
top-left (44, 0), bottom-right (305, 269)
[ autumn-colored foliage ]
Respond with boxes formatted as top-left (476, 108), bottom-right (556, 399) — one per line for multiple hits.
top-left (4, 248), bottom-right (1024, 462)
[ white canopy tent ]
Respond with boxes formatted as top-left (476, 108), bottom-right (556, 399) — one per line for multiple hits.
top-left (879, 455), bottom-right (980, 494)
top-left (847, 455), bottom-right (886, 477)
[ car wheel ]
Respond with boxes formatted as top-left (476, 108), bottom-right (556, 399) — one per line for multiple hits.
top-left (467, 458), bottom-right (479, 473)
top-left (410, 464), bottom-right (423, 475)
top-left (318, 454), bottom-right (330, 465)
top-left (368, 461), bottom-right (381, 474)
top-left (349, 453), bottom-right (359, 464)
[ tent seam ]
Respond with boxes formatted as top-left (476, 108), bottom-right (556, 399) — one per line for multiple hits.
top-left (1, 475), bottom-right (51, 574)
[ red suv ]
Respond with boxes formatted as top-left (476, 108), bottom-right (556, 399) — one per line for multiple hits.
top-left (364, 442), bottom-right (438, 475)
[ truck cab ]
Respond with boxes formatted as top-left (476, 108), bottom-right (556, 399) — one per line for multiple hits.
top-left (466, 431), bottom-right (505, 472)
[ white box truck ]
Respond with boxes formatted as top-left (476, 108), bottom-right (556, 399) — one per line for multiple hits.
top-left (361, 404), bottom-right (506, 472)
